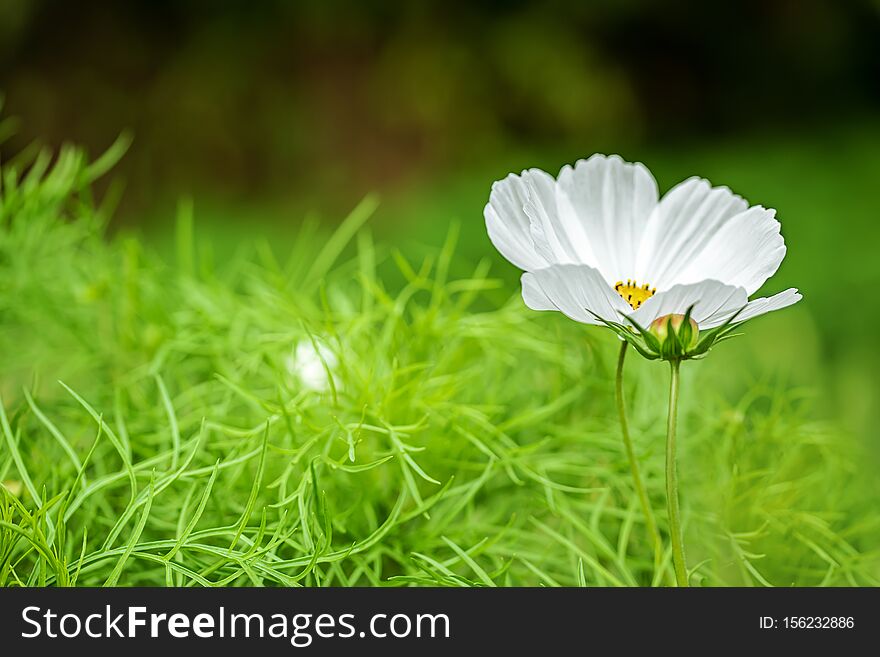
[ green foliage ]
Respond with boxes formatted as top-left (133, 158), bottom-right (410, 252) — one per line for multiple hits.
top-left (1, 140), bottom-right (878, 587)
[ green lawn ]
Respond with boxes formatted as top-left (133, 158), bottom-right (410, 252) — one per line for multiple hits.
top-left (2, 121), bottom-right (879, 586)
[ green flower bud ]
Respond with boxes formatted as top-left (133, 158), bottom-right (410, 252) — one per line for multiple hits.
top-left (649, 313), bottom-right (699, 354)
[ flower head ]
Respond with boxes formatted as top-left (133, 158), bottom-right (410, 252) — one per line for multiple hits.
top-left (485, 154), bottom-right (801, 359)
top-left (286, 339), bottom-right (338, 391)
top-left (649, 313), bottom-right (699, 360)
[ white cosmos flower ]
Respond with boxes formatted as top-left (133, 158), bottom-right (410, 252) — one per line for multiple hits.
top-left (485, 154), bottom-right (801, 331)
top-left (285, 339), bottom-right (338, 391)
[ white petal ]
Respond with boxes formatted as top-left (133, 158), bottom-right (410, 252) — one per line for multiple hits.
top-left (703, 287), bottom-right (802, 328)
top-left (521, 272), bottom-right (556, 311)
top-left (524, 170), bottom-right (584, 265)
top-left (634, 177), bottom-right (748, 288)
top-left (667, 206), bottom-right (786, 295)
top-left (555, 154), bottom-right (659, 282)
top-left (484, 169), bottom-right (554, 271)
top-left (631, 279), bottom-right (748, 328)
top-left (523, 264), bottom-right (632, 325)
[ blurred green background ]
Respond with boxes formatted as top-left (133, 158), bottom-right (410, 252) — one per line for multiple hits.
top-left (1, 0), bottom-right (879, 444)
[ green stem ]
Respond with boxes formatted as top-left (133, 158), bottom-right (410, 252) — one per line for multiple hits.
top-left (615, 341), bottom-right (663, 579)
top-left (666, 359), bottom-right (689, 587)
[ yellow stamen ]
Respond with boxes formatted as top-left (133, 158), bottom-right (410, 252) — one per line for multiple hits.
top-left (613, 279), bottom-right (657, 310)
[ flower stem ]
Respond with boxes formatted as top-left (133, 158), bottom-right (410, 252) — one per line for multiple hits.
top-left (666, 358), bottom-right (689, 587)
top-left (615, 341), bottom-right (663, 579)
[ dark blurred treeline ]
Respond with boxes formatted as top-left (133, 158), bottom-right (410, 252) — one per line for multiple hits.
top-left (1, 0), bottom-right (878, 220)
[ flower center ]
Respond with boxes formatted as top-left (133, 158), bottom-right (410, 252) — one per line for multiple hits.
top-left (613, 279), bottom-right (657, 310)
